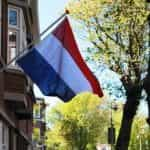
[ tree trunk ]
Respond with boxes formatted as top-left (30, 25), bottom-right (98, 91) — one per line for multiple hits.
top-left (116, 80), bottom-right (142, 150)
top-left (116, 99), bottom-right (138, 150)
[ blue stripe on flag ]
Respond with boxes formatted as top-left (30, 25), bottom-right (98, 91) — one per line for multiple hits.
top-left (17, 48), bottom-right (75, 101)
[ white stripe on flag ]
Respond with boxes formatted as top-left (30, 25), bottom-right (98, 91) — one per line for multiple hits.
top-left (35, 34), bottom-right (92, 94)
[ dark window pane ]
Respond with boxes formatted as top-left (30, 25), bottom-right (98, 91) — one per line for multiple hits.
top-left (9, 32), bottom-right (16, 42)
top-left (8, 31), bottom-right (17, 65)
top-left (8, 31), bottom-right (17, 47)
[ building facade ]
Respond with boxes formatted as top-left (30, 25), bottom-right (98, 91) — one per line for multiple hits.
top-left (0, 0), bottom-right (39, 149)
top-left (33, 98), bottom-right (47, 150)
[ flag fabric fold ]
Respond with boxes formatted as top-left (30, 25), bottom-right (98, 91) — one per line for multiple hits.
top-left (17, 17), bottom-right (103, 102)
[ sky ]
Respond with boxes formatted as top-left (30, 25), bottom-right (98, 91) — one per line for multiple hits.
top-left (34, 0), bottom-right (70, 106)
top-left (38, 0), bottom-right (69, 32)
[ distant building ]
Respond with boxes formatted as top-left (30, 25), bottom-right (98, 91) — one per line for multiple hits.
top-left (33, 98), bottom-right (47, 150)
top-left (0, 0), bottom-right (39, 150)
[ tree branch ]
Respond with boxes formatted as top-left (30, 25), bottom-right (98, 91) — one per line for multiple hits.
top-left (86, 25), bottom-right (107, 50)
top-left (91, 41), bottom-right (102, 50)
top-left (95, 27), bottom-right (106, 46)
top-left (94, 17), bottom-right (125, 49)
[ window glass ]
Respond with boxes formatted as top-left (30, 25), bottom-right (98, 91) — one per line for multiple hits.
top-left (8, 30), bottom-right (18, 65)
top-left (9, 9), bottom-right (18, 26)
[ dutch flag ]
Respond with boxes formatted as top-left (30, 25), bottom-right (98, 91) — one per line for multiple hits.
top-left (17, 17), bottom-right (103, 102)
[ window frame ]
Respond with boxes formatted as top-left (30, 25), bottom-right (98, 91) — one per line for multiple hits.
top-left (7, 5), bottom-right (27, 68)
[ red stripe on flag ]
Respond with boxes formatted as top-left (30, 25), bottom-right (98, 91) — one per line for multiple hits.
top-left (52, 17), bottom-right (103, 97)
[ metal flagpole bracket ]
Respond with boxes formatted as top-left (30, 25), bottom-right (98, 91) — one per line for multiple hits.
top-left (65, 9), bottom-right (70, 14)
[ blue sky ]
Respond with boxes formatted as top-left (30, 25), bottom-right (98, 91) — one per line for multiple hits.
top-left (39, 0), bottom-right (69, 32)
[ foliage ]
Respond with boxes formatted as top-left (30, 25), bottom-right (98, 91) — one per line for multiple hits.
top-left (129, 116), bottom-right (150, 150)
top-left (68, 1), bottom-right (150, 149)
top-left (96, 68), bottom-right (126, 101)
top-left (33, 127), bottom-right (40, 143)
top-left (68, 0), bottom-right (149, 83)
top-left (46, 94), bottom-right (150, 149)
top-left (46, 93), bottom-right (109, 150)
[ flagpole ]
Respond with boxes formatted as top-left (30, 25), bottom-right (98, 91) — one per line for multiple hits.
top-left (0, 10), bottom-right (69, 72)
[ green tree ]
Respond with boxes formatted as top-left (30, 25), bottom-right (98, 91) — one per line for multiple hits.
top-left (46, 93), bottom-right (109, 150)
top-left (129, 116), bottom-right (150, 150)
top-left (68, 0), bottom-right (150, 149)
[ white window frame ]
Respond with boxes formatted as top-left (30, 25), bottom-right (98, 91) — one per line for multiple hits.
top-left (8, 5), bottom-right (27, 68)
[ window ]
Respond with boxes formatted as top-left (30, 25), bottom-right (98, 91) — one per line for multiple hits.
top-left (9, 9), bottom-right (18, 26)
top-left (8, 6), bottom-right (27, 67)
